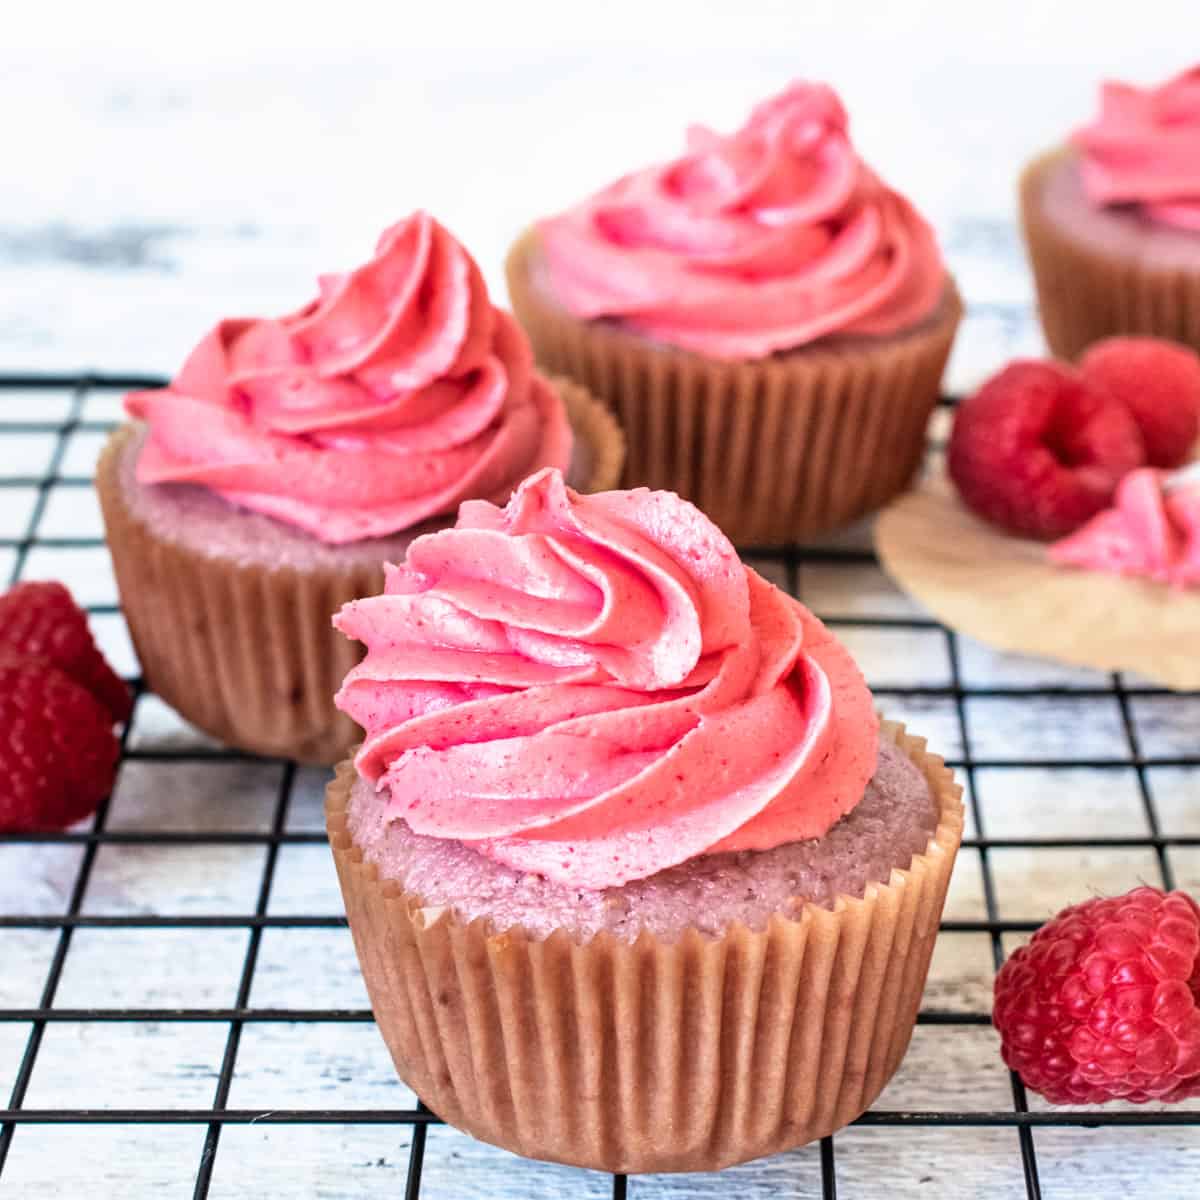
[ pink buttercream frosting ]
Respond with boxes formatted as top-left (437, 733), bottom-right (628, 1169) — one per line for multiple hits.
top-left (126, 212), bottom-right (573, 544)
top-left (1072, 66), bottom-right (1200, 232)
top-left (535, 81), bottom-right (946, 360)
top-left (1049, 467), bottom-right (1200, 588)
top-left (334, 469), bottom-right (880, 888)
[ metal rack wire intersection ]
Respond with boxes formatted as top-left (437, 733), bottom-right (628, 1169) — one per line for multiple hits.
top-left (0, 374), bottom-right (1197, 1199)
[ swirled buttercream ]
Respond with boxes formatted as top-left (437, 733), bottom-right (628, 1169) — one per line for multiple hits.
top-left (1049, 467), bottom-right (1200, 588)
top-left (334, 468), bottom-right (879, 888)
top-left (1073, 67), bottom-right (1200, 232)
top-left (535, 81), bottom-right (946, 360)
top-left (126, 212), bottom-right (572, 543)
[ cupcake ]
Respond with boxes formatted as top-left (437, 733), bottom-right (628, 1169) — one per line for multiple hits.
top-left (506, 81), bottom-right (962, 545)
top-left (325, 468), bottom-right (964, 1172)
top-left (1021, 66), bottom-right (1200, 358)
top-left (97, 212), bottom-right (624, 764)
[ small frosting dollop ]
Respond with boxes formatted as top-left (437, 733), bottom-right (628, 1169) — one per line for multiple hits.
top-left (535, 81), bottom-right (946, 360)
top-left (334, 468), bottom-right (879, 889)
top-left (1049, 468), bottom-right (1200, 588)
top-left (1072, 66), bottom-right (1200, 232)
top-left (126, 212), bottom-right (572, 544)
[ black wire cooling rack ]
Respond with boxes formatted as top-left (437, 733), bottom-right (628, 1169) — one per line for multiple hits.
top-left (0, 374), bottom-right (1198, 1199)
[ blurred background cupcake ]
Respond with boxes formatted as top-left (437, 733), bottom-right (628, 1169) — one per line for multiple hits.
top-left (1021, 65), bottom-right (1200, 358)
top-left (97, 212), bottom-right (623, 764)
top-left (507, 81), bottom-right (961, 545)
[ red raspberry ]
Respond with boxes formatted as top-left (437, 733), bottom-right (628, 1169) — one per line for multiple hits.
top-left (993, 887), bottom-right (1200, 1105)
top-left (0, 581), bottom-right (131, 722)
top-left (948, 361), bottom-right (1146, 540)
top-left (1079, 337), bottom-right (1200, 469)
top-left (0, 654), bottom-right (120, 832)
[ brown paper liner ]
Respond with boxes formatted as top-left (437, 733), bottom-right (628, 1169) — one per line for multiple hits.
top-left (557, 375), bottom-right (626, 493)
top-left (325, 720), bottom-right (964, 1172)
top-left (876, 475), bottom-right (1200, 690)
top-left (507, 229), bottom-right (963, 545)
top-left (1021, 148), bottom-right (1200, 359)
top-left (95, 383), bottom-right (625, 764)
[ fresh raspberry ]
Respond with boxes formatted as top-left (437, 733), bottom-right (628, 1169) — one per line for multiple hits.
top-left (0, 581), bottom-right (131, 722)
top-left (1079, 337), bottom-right (1200, 469)
top-left (993, 887), bottom-right (1200, 1105)
top-left (947, 360), bottom-right (1146, 540)
top-left (0, 654), bottom-right (120, 831)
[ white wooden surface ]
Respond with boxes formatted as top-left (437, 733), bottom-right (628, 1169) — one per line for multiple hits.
top-left (0, 1), bottom-right (1191, 389)
top-left (2, 7), bottom-right (1200, 1196)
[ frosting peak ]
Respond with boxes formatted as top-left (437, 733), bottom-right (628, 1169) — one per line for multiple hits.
top-left (537, 81), bottom-right (946, 360)
top-left (1049, 467), bottom-right (1200, 588)
top-left (334, 469), bottom-right (879, 889)
top-left (1072, 66), bottom-right (1200, 231)
top-left (127, 213), bottom-right (572, 544)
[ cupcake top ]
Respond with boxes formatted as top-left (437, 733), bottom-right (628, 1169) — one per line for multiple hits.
top-left (1072, 66), bottom-right (1200, 232)
top-left (334, 468), bottom-right (879, 889)
top-left (535, 81), bottom-right (946, 360)
top-left (1050, 467), bottom-right (1200, 588)
top-left (345, 735), bottom-right (935, 938)
top-left (126, 212), bottom-right (572, 544)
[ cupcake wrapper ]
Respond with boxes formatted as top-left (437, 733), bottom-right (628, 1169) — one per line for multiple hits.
top-left (325, 720), bottom-right (964, 1173)
top-left (557, 376), bottom-right (626, 494)
top-left (96, 384), bottom-right (624, 764)
top-left (1021, 150), bottom-right (1200, 359)
top-left (507, 231), bottom-right (962, 545)
top-left (97, 424), bottom-right (382, 763)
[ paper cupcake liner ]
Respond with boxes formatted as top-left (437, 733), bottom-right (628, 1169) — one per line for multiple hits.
top-left (557, 375), bottom-right (626, 493)
top-left (507, 230), bottom-right (962, 545)
top-left (876, 475), bottom-right (1200, 691)
top-left (96, 385), bottom-right (624, 764)
top-left (1021, 149), bottom-right (1200, 360)
top-left (325, 720), bottom-right (964, 1173)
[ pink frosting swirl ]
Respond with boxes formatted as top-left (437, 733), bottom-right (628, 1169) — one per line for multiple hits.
top-left (1049, 468), bottom-right (1200, 588)
top-left (1072, 67), bottom-right (1200, 232)
top-left (126, 213), bottom-right (572, 544)
top-left (536, 81), bottom-right (946, 360)
top-left (334, 468), bottom-right (879, 889)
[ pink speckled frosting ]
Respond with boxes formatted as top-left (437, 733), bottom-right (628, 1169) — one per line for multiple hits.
top-left (1050, 467), bottom-right (1200, 588)
top-left (1073, 66), bottom-right (1200, 232)
top-left (536, 81), bottom-right (946, 360)
top-left (334, 469), bottom-right (879, 888)
top-left (126, 212), bottom-right (572, 544)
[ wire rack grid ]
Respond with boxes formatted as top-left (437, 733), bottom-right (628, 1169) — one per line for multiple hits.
top-left (0, 374), bottom-right (1198, 1199)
